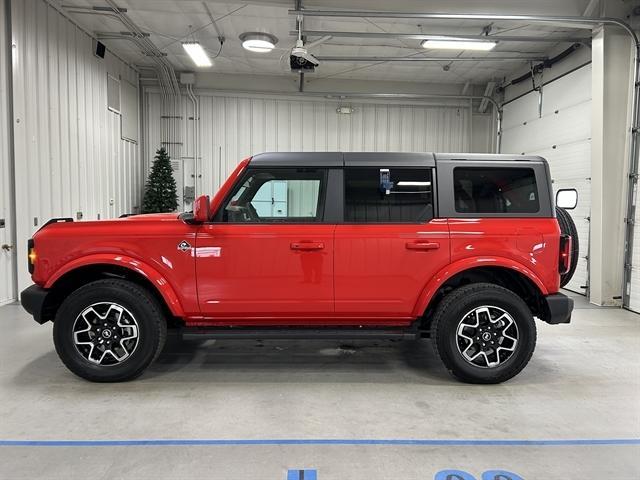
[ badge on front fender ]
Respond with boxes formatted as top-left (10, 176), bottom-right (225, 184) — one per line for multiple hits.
top-left (177, 240), bottom-right (191, 252)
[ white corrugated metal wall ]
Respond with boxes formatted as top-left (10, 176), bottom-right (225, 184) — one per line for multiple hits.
top-left (144, 90), bottom-right (472, 207)
top-left (501, 65), bottom-right (592, 296)
top-left (11, 0), bottom-right (141, 292)
top-left (0, 0), bottom-right (15, 305)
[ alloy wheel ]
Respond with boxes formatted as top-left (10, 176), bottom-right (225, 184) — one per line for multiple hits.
top-left (72, 302), bottom-right (140, 366)
top-left (456, 305), bottom-right (519, 368)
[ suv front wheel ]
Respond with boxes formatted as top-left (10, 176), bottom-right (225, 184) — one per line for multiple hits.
top-left (430, 283), bottom-right (537, 384)
top-left (53, 279), bottom-right (167, 382)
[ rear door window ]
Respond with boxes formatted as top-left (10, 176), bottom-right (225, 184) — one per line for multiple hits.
top-left (344, 168), bottom-right (434, 223)
top-left (453, 167), bottom-right (539, 214)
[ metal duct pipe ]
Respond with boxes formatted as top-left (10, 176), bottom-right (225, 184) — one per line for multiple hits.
top-left (186, 84), bottom-right (199, 196)
top-left (293, 30), bottom-right (591, 43)
top-left (292, 8), bottom-right (639, 306)
top-left (93, 34), bottom-right (159, 58)
top-left (103, 0), bottom-right (182, 182)
top-left (317, 55), bottom-right (547, 62)
top-left (105, 0), bottom-right (179, 95)
top-left (288, 9), bottom-right (620, 29)
top-left (66, 7), bottom-right (177, 96)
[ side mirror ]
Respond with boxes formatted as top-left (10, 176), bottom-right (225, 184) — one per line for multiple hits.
top-left (193, 195), bottom-right (211, 223)
top-left (556, 189), bottom-right (578, 210)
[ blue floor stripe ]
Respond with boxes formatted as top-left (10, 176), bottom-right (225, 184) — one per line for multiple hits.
top-left (287, 469), bottom-right (317, 480)
top-left (0, 438), bottom-right (638, 447)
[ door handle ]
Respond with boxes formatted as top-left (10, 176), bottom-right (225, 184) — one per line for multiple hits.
top-left (290, 242), bottom-right (325, 251)
top-left (405, 241), bottom-right (440, 251)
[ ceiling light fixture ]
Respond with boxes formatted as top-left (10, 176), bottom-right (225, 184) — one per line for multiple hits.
top-left (240, 32), bottom-right (278, 53)
top-left (182, 41), bottom-right (212, 67)
top-left (397, 181), bottom-right (431, 187)
top-left (421, 39), bottom-right (497, 51)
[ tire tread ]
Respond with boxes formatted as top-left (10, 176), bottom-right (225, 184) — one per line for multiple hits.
top-left (556, 206), bottom-right (579, 288)
top-left (53, 279), bottom-right (167, 382)
top-left (430, 282), bottom-right (536, 384)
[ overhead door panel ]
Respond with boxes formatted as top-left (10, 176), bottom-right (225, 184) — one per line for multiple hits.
top-left (0, 1), bottom-right (15, 305)
top-left (628, 158), bottom-right (640, 312)
top-left (502, 65), bottom-right (592, 296)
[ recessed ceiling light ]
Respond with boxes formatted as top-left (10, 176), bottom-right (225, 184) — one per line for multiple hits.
top-left (182, 42), bottom-right (212, 67)
top-left (421, 39), bottom-right (497, 51)
top-left (239, 32), bottom-right (278, 53)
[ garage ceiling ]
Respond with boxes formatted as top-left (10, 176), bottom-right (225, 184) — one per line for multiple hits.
top-left (57, 0), bottom-right (596, 85)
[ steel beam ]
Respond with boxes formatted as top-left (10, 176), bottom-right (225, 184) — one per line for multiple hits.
top-left (290, 30), bottom-right (591, 43)
top-left (316, 55), bottom-right (547, 62)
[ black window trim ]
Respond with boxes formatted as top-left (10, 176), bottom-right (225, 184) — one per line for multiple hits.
top-left (341, 166), bottom-right (438, 225)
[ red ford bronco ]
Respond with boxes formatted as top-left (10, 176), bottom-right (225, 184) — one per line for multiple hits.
top-left (21, 152), bottom-right (575, 384)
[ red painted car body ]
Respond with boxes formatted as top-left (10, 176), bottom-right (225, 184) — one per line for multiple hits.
top-left (25, 154), bottom-right (567, 328)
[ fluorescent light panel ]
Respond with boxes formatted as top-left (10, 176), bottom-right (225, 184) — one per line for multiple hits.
top-left (421, 39), bottom-right (496, 51)
top-left (182, 42), bottom-right (212, 67)
top-left (397, 181), bottom-right (431, 186)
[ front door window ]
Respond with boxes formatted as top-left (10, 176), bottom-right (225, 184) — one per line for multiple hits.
top-left (222, 169), bottom-right (326, 223)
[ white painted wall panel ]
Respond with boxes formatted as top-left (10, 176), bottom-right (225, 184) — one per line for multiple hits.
top-left (11, 0), bottom-right (141, 292)
top-left (145, 91), bottom-right (471, 208)
top-left (0, 0), bottom-right (15, 305)
top-left (501, 65), bottom-right (592, 296)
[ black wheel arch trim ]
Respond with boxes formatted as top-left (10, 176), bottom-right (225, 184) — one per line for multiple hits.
top-left (20, 284), bottom-right (50, 324)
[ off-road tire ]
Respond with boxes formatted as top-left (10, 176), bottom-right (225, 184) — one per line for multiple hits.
top-left (430, 283), bottom-right (537, 384)
top-left (556, 206), bottom-right (579, 287)
top-left (53, 279), bottom-right (167, 382)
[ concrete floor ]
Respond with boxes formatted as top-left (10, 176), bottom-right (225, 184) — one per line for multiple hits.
top-left (0, 291), bottom-right (638, 480)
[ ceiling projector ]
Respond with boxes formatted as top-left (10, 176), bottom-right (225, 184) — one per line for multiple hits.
top-left (290, 40), bottom-right (319, 72)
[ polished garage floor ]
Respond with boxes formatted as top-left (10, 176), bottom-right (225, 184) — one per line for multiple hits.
top-left (0, 292), bottom-right (638, 480)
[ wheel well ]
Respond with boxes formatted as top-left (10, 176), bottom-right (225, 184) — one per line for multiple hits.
top-left (42, 264), bottom-right (181, 327)
top-left (420, 266), bottom-right (545, 329)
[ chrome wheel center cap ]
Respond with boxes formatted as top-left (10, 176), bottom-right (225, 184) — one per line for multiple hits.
top-left (481, 332), bottom-right (491, 342)
top-left (101, 329), bottom-right (112, 339)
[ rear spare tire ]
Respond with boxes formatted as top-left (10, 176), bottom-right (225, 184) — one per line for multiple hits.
top-left (556, 206), bottom-right (579, 287)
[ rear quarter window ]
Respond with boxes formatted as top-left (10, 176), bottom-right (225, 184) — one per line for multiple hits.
top-left (453, 167), bottom-right (539, 214)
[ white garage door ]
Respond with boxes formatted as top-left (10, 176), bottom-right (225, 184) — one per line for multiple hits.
top-left (0, 3), bottom-right (15, 305)
top-left (627, 162), bottom-right (640, 312)
top-left (501, 65), bottom-right (592, 296)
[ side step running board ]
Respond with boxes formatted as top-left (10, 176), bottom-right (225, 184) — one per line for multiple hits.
top-left (179, 328), bottom-right (423, 341)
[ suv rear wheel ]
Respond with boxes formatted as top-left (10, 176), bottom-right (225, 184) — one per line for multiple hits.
top-left (430, 283), bottom-right (537, 384)
top-left (53, 279), bottom-right (167, 382)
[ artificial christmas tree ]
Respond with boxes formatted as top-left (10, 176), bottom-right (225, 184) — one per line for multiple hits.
top-left (142, 147), bottom-right (179, 213)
